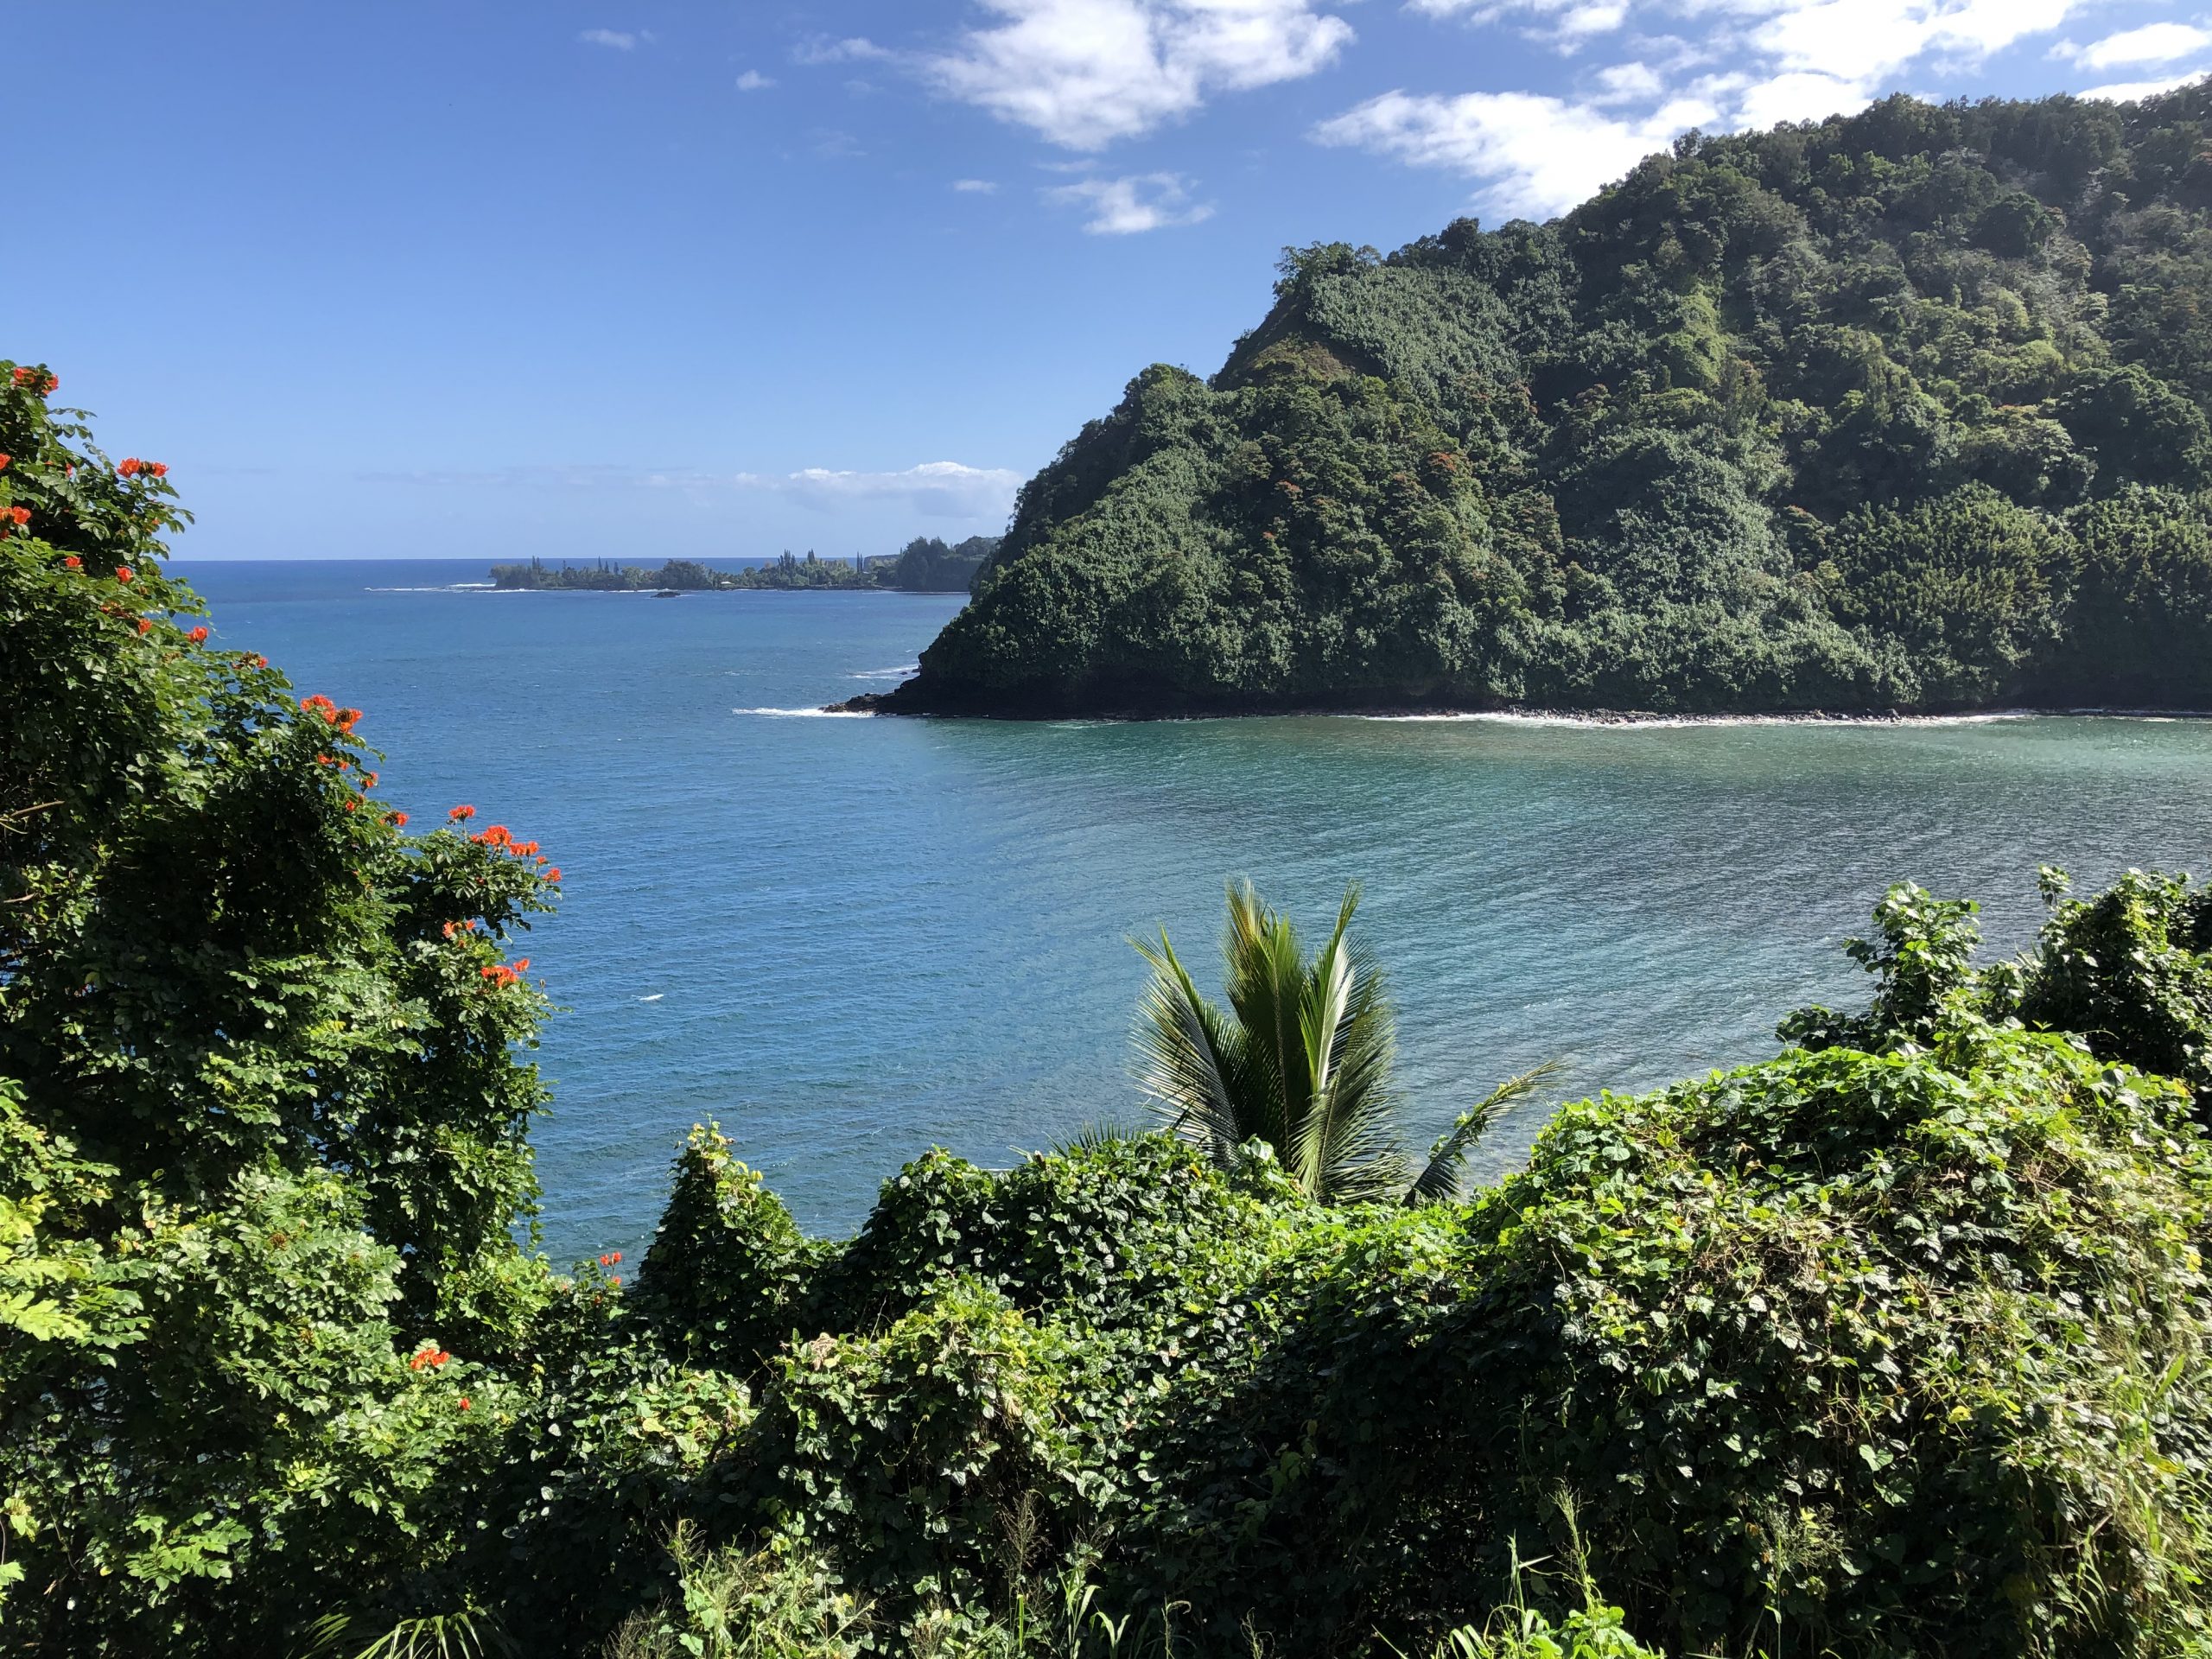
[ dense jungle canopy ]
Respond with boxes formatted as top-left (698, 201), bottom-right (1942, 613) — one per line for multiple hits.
top-left (880, 84), bottom-right (2212, 716)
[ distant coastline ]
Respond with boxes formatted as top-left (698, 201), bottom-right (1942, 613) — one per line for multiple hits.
top-left (493, 536), bottom-right (997, 595)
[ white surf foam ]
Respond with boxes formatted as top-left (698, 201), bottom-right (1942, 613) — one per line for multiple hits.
top-left (1346, 710), bottom-right (2042, 729)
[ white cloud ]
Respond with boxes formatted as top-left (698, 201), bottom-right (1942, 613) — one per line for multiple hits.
top-left (921, 0), bottom-right (1354, 149)
top-left (1322, 0), bottom-right (2110, 218)
top-left (1046, 170), bottom-right (1217, 232)
top-left (952, 178), bottom-right (1001, 192)
top-left (793, 36), bottom-right (893, 65)
top-left (1567, 2), bottom-right (1635, 48)
top-left (1717, 67), bottom-right (1873, 128)
top-left (1749, 0), bottom-right (2077, 87)
top-left (1589, 61), bottom-right (1663, 103)
top-left (735, 69), bottom-right (776, 92)
top-left (1314, 90), bottom-right (1702, 216)
top-left (2063, 21), bottom-right (2212, 70)
top-left (2080, 67), bottom-right (2212, 99)
top-left (578, 28), bottom-right (642, 49)
top-left (733, 461), bottom-right (1023, 518)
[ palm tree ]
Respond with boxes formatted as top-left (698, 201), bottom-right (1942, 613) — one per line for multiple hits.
top-left (1134, 880), bottom-right (1557, 1205)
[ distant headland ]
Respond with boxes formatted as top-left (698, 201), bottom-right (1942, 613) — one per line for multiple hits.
top-left (492, 535), bottom-right (998, 595)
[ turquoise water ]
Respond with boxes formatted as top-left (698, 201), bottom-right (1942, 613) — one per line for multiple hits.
top-left (177, 560), bottom-right (2212, 1262)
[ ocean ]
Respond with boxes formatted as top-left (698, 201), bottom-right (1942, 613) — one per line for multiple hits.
top-left (175, 558), bottom-right (2212, 1263)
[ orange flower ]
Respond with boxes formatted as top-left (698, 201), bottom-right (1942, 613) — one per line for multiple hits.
top-left (543, 867), bottom-right (562, 882)
top-left (118, 458), bottom-right (142, 478)
top-left (115, 566), bottom-right (133, 583)
top-left (62, 555), bottom-right (81, 569)
top-left (187, 625), bottom-right (209, 644)
top-left (457, 1396), bottom-right (472, 1411)
top-left (0, 454), bottom-right (10, 470)
top-left (513, 957), bottom-right (530, 972)
top-left (151, 462), bottom-right (169, 478)
top-left (344, 800), bottom-right (359, 812)
top-left (390, 810), bottom-right (410, 827)
top-left (253, 655), bottom-right (268, 669)
top-left (448, 804), bottom-right (475, 822)
top-left (4, 506), bottom-right (28, 526)
top-left (136, 618), bottom-right (151, 634)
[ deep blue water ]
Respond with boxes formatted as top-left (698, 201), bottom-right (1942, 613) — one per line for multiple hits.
top-left (175, 559), bottom-right (2212, 1262)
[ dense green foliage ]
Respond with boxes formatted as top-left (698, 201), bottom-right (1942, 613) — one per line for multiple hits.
top-left (887, 84), bottom-right (2212, 715)
top-left (1, 365), bottom-right (564, 1650)
top-left (490, 539), bottom-right (1000, 595)
top-left (16, 371), bottom-right (2212, 1657)
top-left (890, 536), bottom-right (999, 593)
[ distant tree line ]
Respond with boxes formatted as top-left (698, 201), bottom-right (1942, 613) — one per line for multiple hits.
top-left (489, 536), bottom-right (1000, 594)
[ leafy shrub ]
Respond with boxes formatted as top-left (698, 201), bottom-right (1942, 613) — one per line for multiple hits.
top-left (605, 1527), bottom-right (868, 1659)
top-left (636, 1124), bottom-right (830, 1375)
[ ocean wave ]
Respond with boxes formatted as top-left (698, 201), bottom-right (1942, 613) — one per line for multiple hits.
top-left (734, 706), bottom-right (872, 718)
top-left (848, 664), bottom-right (919, 680)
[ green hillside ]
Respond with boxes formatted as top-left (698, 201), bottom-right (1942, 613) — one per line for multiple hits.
top-left (880, 86), bottom-right (2212, 717)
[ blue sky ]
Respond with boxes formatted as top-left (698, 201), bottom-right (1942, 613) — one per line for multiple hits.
top-left (11, 2), bottom-right (2209, 561)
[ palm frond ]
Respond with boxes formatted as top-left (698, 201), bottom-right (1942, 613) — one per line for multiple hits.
top-left (1135, 880), bottom-right (1537, 1209)
top-left (1050, 1120), bottom-right (1145, 1154)
top-left (1133, 930), bottom-right (1248, 1158)
top-left (1407, 1060), bottom-right (1567, 1207)
top-left (1293, 927), bottom-right (1408, 1200)
top-left (291, 1611), bottom-right (509, 1659)
top-left (1221, 881), bottom-right (1304, 1158)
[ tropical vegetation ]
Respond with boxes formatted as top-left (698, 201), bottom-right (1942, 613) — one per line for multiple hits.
top-left (879, 82), bottom-right (2212, 715)
top-left (16, 218), bottom-right (2212, 1655)
top-left (1135, 882), bottom-right (1555, 1204)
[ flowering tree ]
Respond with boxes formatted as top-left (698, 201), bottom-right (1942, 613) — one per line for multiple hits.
top-left (0, 362), bottom-right (565, 1646)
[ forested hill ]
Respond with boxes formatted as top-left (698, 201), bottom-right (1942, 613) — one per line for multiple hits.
top-left (876, 85), bottom-right (2212, 718)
